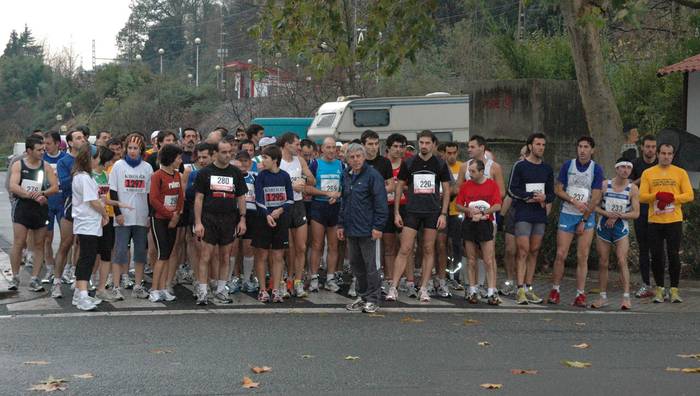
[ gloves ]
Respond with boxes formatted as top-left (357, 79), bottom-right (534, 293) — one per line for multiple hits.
top-left (656, 191), bottom-right (675, 210)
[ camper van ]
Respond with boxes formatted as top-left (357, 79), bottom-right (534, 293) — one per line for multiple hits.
top-left (306, 93), bottom-right (470, 143)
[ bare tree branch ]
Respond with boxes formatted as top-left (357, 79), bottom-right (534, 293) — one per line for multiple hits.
top-left (671, 0), bottom-right (700, 9)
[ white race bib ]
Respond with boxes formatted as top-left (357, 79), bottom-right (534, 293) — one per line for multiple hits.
top-left (413, 174), bottom-right (435, 194)
top-left (567, 186), bottom-right (590, 203)
top-left (654, 200), bottom-right (675, 215)
top-left (320, 177), bottom-right (340, 193)
top-left (468, 200), bottom-right (491, 212)
top-left (21, 179), bottom-right (41, 194)
top-left (526, 183), bottom-right (544, 194)
top-left (211, 175), bottom-right (233, 192)
top-left (605, 197), bottom-right (628, 214)
top-left (245, 183), bottom-right (255, 202)
top-left (164, 194), bottom-right (178, 211)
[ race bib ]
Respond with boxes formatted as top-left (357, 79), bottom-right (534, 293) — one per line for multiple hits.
top-left (211, 175), bottom-right (233, 192)
top-left (320, 177), bottom-right (340, 193)
top-left (124, 177), bottom-right (146, 192)
top-left (49, 163), bottom-right (57, 170)
top-left (526, 183), bottom-right (544, 194)
top-left (245, 182), bottom-right (255, 202)
top-left (605, 197), bottom-right (628, 214)
top-left (413, 174), bottom-right (435, 194)
top-left (98, 184), bottom-right (110, 196)
top-left (183, 164), bottom-right (193, 171)
top-left (164, 194), bottom-right (178, 211)
top-left (264, 186), bottom-right (287, 207)
top-left (654, 200), bottom-right (675, 215)
top-left (387, 191), bottom-right (395, 202)
top-left (468, 200), bottom-right (491, 212)
top-left (567, 186), bottom-right (590, 203)
top-left (21, 179), bottom-right (41, 194)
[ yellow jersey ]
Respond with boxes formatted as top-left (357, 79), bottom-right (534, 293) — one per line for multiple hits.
top-left (639, 164), bottom-right (694, 223)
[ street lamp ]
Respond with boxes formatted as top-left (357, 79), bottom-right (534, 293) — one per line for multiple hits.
top-left (135, 54), bottom-right (142, 61)
top-left (158, 48), bottom-right (165, 74)
top-left (187, 73), bottom-right (193, 85)
top-left (215, 65), bottom-right (221, 90)
top-left (194, 37), bottom-right (201, 87)
top-left (56, 114), bottom-right (62, 122)
top-left (65, 102), bottom-right (74, 117)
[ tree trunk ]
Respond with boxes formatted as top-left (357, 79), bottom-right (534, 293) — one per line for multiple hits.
top-left (561, 0), bottom-right (623, 172)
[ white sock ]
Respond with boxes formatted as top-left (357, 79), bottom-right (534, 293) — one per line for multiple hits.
top-left (53, 277), bottom-right (61, 285)
top-left (553, 284), bottom-right (560, 292)
top-left (576, 289), bottom-right (585, 296)
top-left (217, 280), bottom-right (226, 293)
top-left (439, 278), bottom-right (447, 287)
top-left (600, 292), bottom-right (607, 299)
top-left (79, 290), bottom-right (88, 299)
top-left (469, 286), bottom-right (478, 294)
top-left (487, 288), bottom-right (496, 297)
top-left (326, 273), bottom-right (335, 281)
top-left (623, 292), bottom-right (630, 298)
top-left (242, 256), bottom-right (254, 281)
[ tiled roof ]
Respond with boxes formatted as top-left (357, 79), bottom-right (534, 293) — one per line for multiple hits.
top-left (657, 53), bottom-right (700, 77)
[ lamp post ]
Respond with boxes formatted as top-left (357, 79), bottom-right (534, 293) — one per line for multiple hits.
top-left (194, 37), bottom-right (201, 87)
top-left (135, 54), bottom-right (142, 61)
top-left (56, 114), bottom-right (62, 123)
top-left (187, 73), bottom-right (193, 85)
top-left (215, 65), bottom-right (221, 90)
top-left (158, 48), bottom-right (165, 74)
top-left (65, 102), bottom-right (74, 118)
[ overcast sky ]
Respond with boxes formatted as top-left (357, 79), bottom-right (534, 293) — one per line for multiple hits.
top-left (1, 0), bottom-right (132, 69)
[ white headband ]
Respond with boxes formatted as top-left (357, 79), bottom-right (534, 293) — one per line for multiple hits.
top-left (615, 161), bottom-right (633, 169)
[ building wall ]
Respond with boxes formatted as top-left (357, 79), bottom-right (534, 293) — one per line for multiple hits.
top-left (687, 72), bottom-right (700, 137)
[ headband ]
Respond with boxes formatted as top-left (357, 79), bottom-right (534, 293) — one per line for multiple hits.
top-left (615, 160), bottom-right (633, 168)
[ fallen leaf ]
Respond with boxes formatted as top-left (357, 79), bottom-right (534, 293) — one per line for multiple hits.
top-left (149, 348), bottom-right (174, 354)
top-left (478, 341), bottom-right (491, 347)
top-left (301, 354), bottom-right (314, 359)
top-left (666, 367), bottom-right (682, 372)
top-left (23, 361), bottom-right (50, 366)
top-left (344, 355), bottom-right (360, 360)
top-left (73, 373), bottom-right (94, 379)
top-left (463, 319), bottom-right (480, 326)
top-left (241, 376), bottom-right (259, 388)
top-left (677, 353), bottom-right (700, 359)
top-left (588, 288), bottom-right (601, 294)
top-left (511, 369), bottom-right (538, 375)
top-left (562, 360), bottom-right (591, 368)
top-left (251, 366), bottom-right (272, 374)
top-left (682, 367), bottom-right (700, 373)
top-left (28, 376), bottom-right (67, 392)
top-left (479, 383), bottom-right (503, 389)
top-left (572, 343), bottom-right (591, 349)
top-left (367, 313), bottom-right (385, 318)
top-left (400, 316), bottom-right (424, 323)
top-left (575, 322), bottom-right (586, 326)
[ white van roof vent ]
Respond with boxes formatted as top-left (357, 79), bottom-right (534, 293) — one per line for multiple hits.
top-left (425, 92), bottom-right (451, 97)
top-left (337, 95), bottom-right (361, 102)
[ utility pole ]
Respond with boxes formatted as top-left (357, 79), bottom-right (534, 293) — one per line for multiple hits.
top-left (218, 3), bottom-right (228, 94)
top-left (516, 0), bottom-right (525, 41)
top-left (91, 39), bottom-right (96, 70)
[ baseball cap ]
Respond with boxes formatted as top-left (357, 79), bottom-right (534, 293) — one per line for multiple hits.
top-left (335, 141), bottom-right (343, 147)
top-left (150, 130), bottom-right (160, 140)
top-left (259, 136), bottom-right (277, 147)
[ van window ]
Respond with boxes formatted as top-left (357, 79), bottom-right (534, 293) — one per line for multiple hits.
top-left (316, 113), bottom-right (336, 128)
top-left (353, 109), bottom-right (389, 127)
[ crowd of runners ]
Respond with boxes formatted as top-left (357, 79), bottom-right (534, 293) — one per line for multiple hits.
top-left (5, 125), bottom-right (694, 313)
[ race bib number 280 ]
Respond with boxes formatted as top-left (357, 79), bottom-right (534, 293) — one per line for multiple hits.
top-left (211, 176), bottom-right (233, 192)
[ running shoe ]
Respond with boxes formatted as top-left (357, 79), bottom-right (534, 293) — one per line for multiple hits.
top-left (88, 279), bottom-right (97, 292)
top-left (112, 287), bottom-right (125, 301)
top-left (23, 251), bottom-right (34, 267)
top-left (161, 290), bottom-right (177, 302)
top-left (324, 278), bottom-right (340, 293)
top-left (419, 287), bottom-right (431, 302)
top-left (309, 275), bottom-right (320, 292)
top-left (144, 264), bottom-right (153, 275)
top-left (293, 280), bottom-right (307, 298)
top-left (448, 278), bottom-right (464, 291)
top-left (590, 296), bottom-right (609, 309)
top-left (41, 269), bottom-right (54, 284)
top-left (547, 289), bottom-right (560, 304)
top-left (572, 293), bottom-right (587, 308)
top-left (257, 290), bottom-right (270, 303)
top-left (166, 282), bottom-right (175, 296)
top-left (132, 285), bottom-right (149, 299)
top-left (244, 279), bottom-right (259, 293)
top-left (104, 274), bottom-right (113, 290)
top-left (406, 283), bottom-right (418, 298)
top-left (499, 280), bottom-right (516, 296)
top-left (148, 290), bottom-right (162, 303)
top-left (438, 284), bottom-right (452, 298)
top-left (271, 289), bottom-right (284, 303)
top-left (334, 271), bottom-right (346, 285)
top-left (227, 277), bottom-right (241, 294)
top-left (29, 277), bottom-right (44, 292)
top-left (346, 297), bottom-right (364, 312)
top-left (669, 287), bottom-right (683, 303)
top-left (385, 286), bottom-right (398, 302)
top-left (516, 288), bottom-right (528, 305)
top-left (121, 273), bottom-right (134, 289)
top-left (634, 284), bottom-right (655, 298)
top-left (362, 302), bottom-right (379, 313)
top-left (526, 288), bottom-right (543, 304)
top-left (466, 292), bottom-right (479, 304)
top-left (280, 281), bottom-right (291, 299)
top-left (398, 277), bottom-right (408, 292)
top-left (7, 276), bottom-right (19, 291)
top-left (478, 285), bottom-right (488, 299)
top-left (61, 267), bottom-right (74, 284)
top-left (348, 278), bottom-right (357, 297)
top-left (427, 282), bottom-right (436, 296)
top-left (196, 288), bottom-right (208, 305)
top-left (213, 291), bottom-right (233, 304)
top-left (75, 296), bottom-right (97, 311)
top-left (96, 289), bottom-right (118, 302)
top-left (653, 286), bottom-right (665, 303)
top-left (381, 280), bottom-right (390, 295)
top-left (620, 297), bottom-right (632, 310)
top-left (51, 282), bottom-right (62, 298)
top-left (487, 295), bottom-right (502, 306)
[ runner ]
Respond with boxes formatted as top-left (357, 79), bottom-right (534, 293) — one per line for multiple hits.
top-left (306, 137), bottom-right (344, 292)
top-left (253, 145), bottom-right (294, 303)
top-left (339, 143), bottom-right (388, 313)
top-left (180, 127), bottom-right (200, 167)
top-left (386, 130), bottom-right (451, 303)
top-left (507, 132), bottom-right (554, 305)
top-left (52, 128), bottom-right (88, 297)
top-left (235, 127), bottom-right (247, 140)
top-left (549, 136), bottom-right (604, 307)
top-left (639, 143), bottom-right (694, 303)
top-left (245, 124), bottom-right (265, 148)
top-left (193, 140), bottom-right (247, 305)
top-left (107, 138), bottom-right (124, 161)
top-left (590, 158), bottom-right (640, 310)
top-left (147, 130), bottom-right (178, 171)
top-left (70, 144), bottom-right (108, 311)
top-left (456, 159), bottom-right (502, 305)
top-left (7, 135), bottom-right (58, 291)
top-left (95, 130), bottom-right (111, 147)
top-left (440, 141), bottom-right (462, 297)
top-left (41, 131), bottom-right (66, 284)
top-left (109, 133), bottom-right (153, 299)
top-left (232, 150), bottom-right (259, 293)
top-left (278, 132), bottom-right (315, 298)
top-left (630, 135), bottom-right (658, 298)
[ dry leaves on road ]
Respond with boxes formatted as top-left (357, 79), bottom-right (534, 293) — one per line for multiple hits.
top-left (241, 376), bottom-right (259, 388)
top-left (677, 353), bottom-right (700, 359)
top-left (344, 356), bottom-right (360, 361)
top-left (463, 319), bottom-right (480, 326)
top-left (666, 367), bottom-right (700, 373)
top-left (149, 348), bottom-right (174, 354)
top-left (72, 373), bottom-right (94, 379)
top-left (572, 343), bottom-right (591, 349)
top-left (480, 383), bottom-right (503, 389)
top-left (478, 341), bottom-right (491, 347)
top-left (28, 376), bottom-right (67, 392)
top-left (511, 369), bottom-right (538, 375)
top-left (251, 366), bottom-right (272, 374)
top-left (562, 360), bottom-right (592, 368)
top-left (23, 361), bottom-right (49, 366)
top-left (400, 316), bottom-right (424, 323)
top-left (301, 354), bottom-right (314, 359)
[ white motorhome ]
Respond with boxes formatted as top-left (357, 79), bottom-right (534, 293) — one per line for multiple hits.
top-left (307, 93), bottom-right (470, 143)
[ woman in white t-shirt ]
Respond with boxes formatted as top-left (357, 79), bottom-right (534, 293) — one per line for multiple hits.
top-left (71, 145), bottom-right (109, 311)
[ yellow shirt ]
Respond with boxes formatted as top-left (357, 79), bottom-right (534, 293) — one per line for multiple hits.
top-left (448, 161), bottom-right (463, 216)
top-left (639, 164), bottom-right (694, 224)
